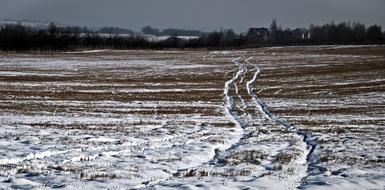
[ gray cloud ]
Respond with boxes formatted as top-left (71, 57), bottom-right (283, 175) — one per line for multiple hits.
top-left (0, 0), bottom-right (384, 32)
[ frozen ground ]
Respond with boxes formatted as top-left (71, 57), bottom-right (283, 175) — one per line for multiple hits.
top-left (0, 45), bottom-right (384, 189)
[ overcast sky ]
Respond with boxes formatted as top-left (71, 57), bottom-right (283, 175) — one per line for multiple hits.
top-left (0, 0), bottom-right (384, 32)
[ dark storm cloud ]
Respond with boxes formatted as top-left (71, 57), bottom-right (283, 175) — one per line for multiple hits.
top-left (0, 0), bottom-right (384, 31)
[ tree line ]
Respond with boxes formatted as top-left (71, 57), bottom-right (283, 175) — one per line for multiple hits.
top-left (308, 22), bottom-right (383, 44)
top-left (0, 21), bottom-right (384, 52)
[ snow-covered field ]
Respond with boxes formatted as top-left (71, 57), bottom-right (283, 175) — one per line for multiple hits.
top-left (0, 46), bottom-right (384, 189)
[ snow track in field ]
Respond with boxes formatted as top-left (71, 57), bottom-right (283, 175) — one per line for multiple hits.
top-left (233, 58), bottom-right (248, 112)
top-left (213, 57), bottom-right (250, 162)
top-left (244, 57), bottom-right (324, 186)
top-left (224, 57), bottom-right (248, 118)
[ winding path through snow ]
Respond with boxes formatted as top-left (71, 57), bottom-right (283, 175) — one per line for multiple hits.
top-left (244, 57), bottom-right (325, 187)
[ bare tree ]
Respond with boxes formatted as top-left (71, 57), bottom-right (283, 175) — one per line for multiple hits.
top-left (270, 19), bottom-right (278, 42)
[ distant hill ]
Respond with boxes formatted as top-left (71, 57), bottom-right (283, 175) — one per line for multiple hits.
top-left (0, 19), bottom-right (51, 29)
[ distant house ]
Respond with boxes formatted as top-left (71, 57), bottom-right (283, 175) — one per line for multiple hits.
top-left (293, 28), bottom-right (310, 40)
top-left (246, 28), bottom-right (270, 43)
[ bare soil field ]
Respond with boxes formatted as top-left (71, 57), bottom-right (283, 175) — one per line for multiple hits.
top-left (0, 45), bottom-right (384, 189)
